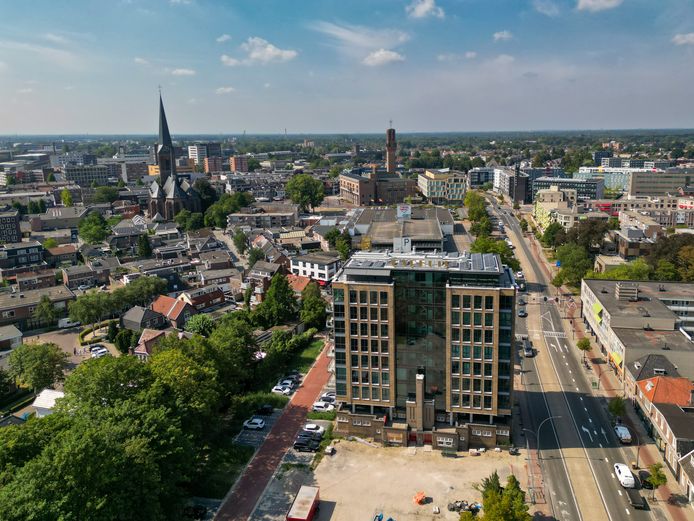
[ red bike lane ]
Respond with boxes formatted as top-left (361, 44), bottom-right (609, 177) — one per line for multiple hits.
top-left (215, 346), bottom-right (331, 521)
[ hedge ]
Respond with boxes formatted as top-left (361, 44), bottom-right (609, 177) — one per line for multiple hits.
top-left (78, 320), bottom-right (117, 346)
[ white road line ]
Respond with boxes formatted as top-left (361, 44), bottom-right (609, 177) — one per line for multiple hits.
top-left (612, 473), bottom-right (615, 478)
top-left (579, 397), bottom-right (583, 401)
top-left (599, 443), bottom-right (603, 448)
top-left (625, 508), bottom-right (631, 516)
top-left (584, 407), bottom-right (588, 412)
top-left (606, 458), bottom-right (609, 462)
top-left (618, 490), bottom-right (622, 496)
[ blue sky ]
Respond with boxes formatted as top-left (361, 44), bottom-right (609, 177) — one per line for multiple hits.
top-left (1, 0), bottom-right (693, 134)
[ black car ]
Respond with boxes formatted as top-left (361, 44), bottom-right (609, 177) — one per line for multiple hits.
top-left (638, 470), bottom-right (653, 489)
top-left (255, 404), bottom-right (274, 416)
top-left (296, 431), bottom-right (323, 442)
top-left (293, 438), bottom-right (320, 452)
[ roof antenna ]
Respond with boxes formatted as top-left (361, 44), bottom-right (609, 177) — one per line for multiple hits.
top-left (389, 119), bottom-right (393, 128)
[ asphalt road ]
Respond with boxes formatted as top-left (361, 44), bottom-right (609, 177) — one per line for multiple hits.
top-left (491, 199), bottom-right (653, 521)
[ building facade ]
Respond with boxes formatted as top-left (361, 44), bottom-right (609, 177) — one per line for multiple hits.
top-left (229, 155), bottom-right (249, 173)
top-left (62, 165), bottom-right (110, 187)
top-left (417, 169), bottom-right (466, 204)
top-left (0, 210), bottom-right (21, 244)
top-left (290, 253), bottom-right (341, 284)
top-left (532, 177), bottom-right (604, 202)
top-left (331, 251), bottom-right (515, 449)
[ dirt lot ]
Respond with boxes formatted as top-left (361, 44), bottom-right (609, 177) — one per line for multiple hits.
top-left (313, 440), bottom-right (524, 521)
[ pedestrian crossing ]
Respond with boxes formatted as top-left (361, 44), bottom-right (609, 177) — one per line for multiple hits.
top-left (527, 330), bottom-right (567, 338)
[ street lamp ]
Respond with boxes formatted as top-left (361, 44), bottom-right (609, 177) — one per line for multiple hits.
top-left (523, 415), bottom-right (562, 461)
top-left (630, 427), bottom-right (641, 469)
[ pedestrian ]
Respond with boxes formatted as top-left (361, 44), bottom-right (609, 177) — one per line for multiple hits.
top-left (73, 347), bottom-right (76, 355)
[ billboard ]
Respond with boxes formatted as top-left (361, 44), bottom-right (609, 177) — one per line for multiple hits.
top-left (396, 204), bottom-right (412, 220)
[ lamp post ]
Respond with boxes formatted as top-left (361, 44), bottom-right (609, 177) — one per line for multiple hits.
top-left (631, 427), bottom-right (641, 469)
top-left (523, 415), bottom-right (562, 461)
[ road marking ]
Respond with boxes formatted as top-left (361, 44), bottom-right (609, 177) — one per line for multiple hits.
top-left (581, 425), bottom-right (593, 442)
top-left (599, 443), bottom-right (603, 448)
top-left (569, 369), bottom-right (572, 374)
top-left (579, 397), bottom-right (583, 401)
top-left (576, 387), bottom-right (580, 391)
top-left (584, 407), bottom-right (588, 412)
top-left (612, 473), bottom-right (615, 478)
top-left (589, 418), bottom-right (593, 423)
top-left (572, 378), bottom-right (576, 383)
top-left (618, 490), bottom-right (622, 496)
top-left (606, 458), bottom-right (609, 462)
top-left (625, 509), bottom-right (630, 516)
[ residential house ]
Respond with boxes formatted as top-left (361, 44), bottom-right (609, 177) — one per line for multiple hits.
top-left (625, 354), bottom-right (681, 400)
top-left (31, 389), bottom-right (64, 418)
top-left (0, 285), bottom-right (75, 330)
top-left (198, 250), bottom-right (233, 270)
top-left (16, 269), bottom-right (56, 292)
top-left (121, 306), bottom-right (166, 332)
top-left (133, 328), bottom-right (167, 360)
top-left (0, 241), bottom-right (46, 282)
top-left (186, 229), bottom-right (221, 256)
top-left (62, 265), bottom-right (105, 290)
top-left (177, 285), bottom-right (225, 311)
top-left (45, 244), bottom-right (79, 267)
top-left (677, 450), bottom-right (694, 506)
top-left (151, 295), bottom-right (196, 329)
top-left (0, 325), bottom-right (22, 351)
top-left (290, 252), bottom-right (341, 285)
top-left (287, 274), bottom-right (312, 295)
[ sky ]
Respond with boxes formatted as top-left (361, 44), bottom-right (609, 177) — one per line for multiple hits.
top-left (1, 0), bottom-right (694, 134)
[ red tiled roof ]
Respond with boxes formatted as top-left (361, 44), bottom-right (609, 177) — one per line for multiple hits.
top-left (47, 245), bottom-right (77, 255)
top-left (287, 274), bottom-right (311, 294)
top-left (638, 376), bottom-right (694, 406)
top-left (151, 295), bottom-right (189, 321)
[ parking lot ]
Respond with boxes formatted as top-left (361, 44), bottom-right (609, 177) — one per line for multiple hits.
top-left (235, 409), bottom-right (283, 449)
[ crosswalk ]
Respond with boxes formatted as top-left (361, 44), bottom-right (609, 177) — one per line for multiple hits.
top-left (527, 330), bottom-right (567, 339)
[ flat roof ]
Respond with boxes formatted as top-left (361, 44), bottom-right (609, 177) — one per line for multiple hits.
top-left (0, 285), bottom-right (75, 310)
top-left (293, 252), bottom-right (340, 265)
top-left (369, 219), bottom-right (443, 243)
top-left (340, 251), bottom-right (506, 276)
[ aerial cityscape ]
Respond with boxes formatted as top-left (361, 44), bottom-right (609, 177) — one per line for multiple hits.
top-left (1, 1), bottom-right (694, 521)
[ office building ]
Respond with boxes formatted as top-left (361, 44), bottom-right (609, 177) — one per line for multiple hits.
top-left (230, 155), bottom-right (249, 173)
top-left (62, 164), bottom-right (110, 187)
top-left (467, 167), bottom-right (495, 189)
top-left (0, 210), bottom-right (21, 243)
top-left (417, 169), bottom-right (466, 204)
top-left (592, 150), bottom-right (613, 167)
top-left (204, 156), bottom-right (223, 174)
top-left (628, 169), bottom-right (693, 197)
top-left (339, 170), bottom-right (417, 206)
top-left (532, 177), bottom-right (604, 202)
top-left (188, 143), bottom-right (222, 166)
top-left (227, 203), bottom-right (299, 228)
top-left (331, 251), bottom-right (515, 449)
top-left (386, 128), bottom-right (397, 173)
top-left (575, 167), bottom-right (648, 192)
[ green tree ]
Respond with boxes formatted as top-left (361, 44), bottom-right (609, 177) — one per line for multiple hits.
top-left (653, 260), bottom-right (678, 281)
top-left (541, 222), bottom-right (566, 249)
top-left (474, 472), bottom-right (532, 521)
top-left (677, 245), bottom-right (694, 282)
top-left (285, 174), bottom-right (325, 212)
top-left (137, 233), bottom-right (152, 258)
top-left (471, 237), bottom-right (520, 272)
top-left (555, 243), bottom-right (592, 287)
top-left (8, 343), bottom-right (68, 391)
top-left (204, 192), bottom-right (253, 228)
top-left (646, 462), bottom-right (667, 499)
top-left (193, 178), bottom-right (219, 212)
top-left (608, 395), bottom-right (626, 419)
top-left (175, 210), bottom-right (204, 232)
top-left (207, 314), bottom-right (257, 396)
top-left (78, 212), bottom-right (110, 244)
top-left (247, 247), bottom-right (265, 267)
top-left (32, 295), bottom-right (57, 327)
top-left (519, 218), bottom-right (528, 232)
top-left (0, 367), bottom-right (14, 400)
top-left (301, 283), bottom-right (327, 330)
top-left (325, 227), bottom-right (341, 248)
top-left (60, 188), bottom-right (73, 207)
top-left (46, 172), bottom-right (56, 182)
top-left (254, 274), bottom-right (297, 328)
top-left (244, 285), bottom-right (253, 308)
top-left (93, 186), bottom-right (120, 203)
top-left (576, 337), bottom-right (591, 361)
top-left (184, 314), bottom-right (216, 337)
top-left (233, 229), bottom-right (248, 254)
top-left (42, 238), bottom-right (58, 249)
top-left (114, 329), bottom-right (134, 354)
top-left (107, 320), bottom-right (119, 342)
top-left (565, 219), bottom-right (610, 252)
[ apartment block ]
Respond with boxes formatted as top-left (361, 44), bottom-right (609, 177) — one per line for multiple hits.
top-left (229, 155), bottom-right (249, 173)
top-left (331, 251), bottom-right (515, 449)
top-left (62, 164), bottom-right (110, 187)
top-left (0, 210), bottom-right (21, 243)
top-left (417, 169), bottom-right (466, 204)
top-left (628, 169), bottom-right (693, 197)
top-left (532, 177), bottom-right (604, 202)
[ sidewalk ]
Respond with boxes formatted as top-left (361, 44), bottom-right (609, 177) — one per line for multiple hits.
top-left (525, 231), bottom-right (694, 521)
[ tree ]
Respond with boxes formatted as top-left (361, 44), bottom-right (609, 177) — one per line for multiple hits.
top-left (247, 247), bottom-right (265, 267)
top-left (519, 218), bottom-right (528, 232)
top-left (565, 220), bottom-right (610, 252)
top-left (608, 395), bottom-right (626, 419)
top-left (137, 234), bottom-right (152, 258)
top-left (285, 174), bottom-right (325, 212)
top-left (653, 260), bottom-right (678, 281)
top-left (336, 235), bottom-right (351, 261)
top-left (46, 172), bottom-right (56, 182)
top-left (471, 236), bottom-right (520, 272)
top-left (301, 283), bottom-right (327, 330)
top-left (93, 186), bottom-right (120, 203)
top-left (233, 229), bottom-right (247, 254)
top-left (576, 337), bottom-right (591, 361)
top-left (42, 238), bottom-right (58, 249)
top-left (555, 243), bottom-right (592, 287)
top-left (203, 192), bottom-right (253, 228)
top-left (646, 462), bottom-right (667, 499)
top-left (476, 473), bottom-right (532, 521)
top-left (254, 274), bottom-right (297, 328)
top-left (32, 295), bottom-right (57, 327)
top-left (174, 210), bottom-right (204, 232)
top-left (244, 285), bottom-right (253, 308)
top-left (107, 321), bottom-right (119, 342)
top-left (60, 188), bottom-right (73, 207)
top-left (114, 329), bottom-right (134, 354)
top-left (678, 245), bottom-right (694, 282)
top-left (8, 343), bottom-right (68, 391)
top-left (542, 222), bottom-right (566, 249)
top-left (78, 212), bottom-right (110, 244)
top-left (325, 227), bottom-right (341, 248)
top-left (193, 178), bottom-right (219, 212)
top-left (184, 314), bottom-right (216, 337)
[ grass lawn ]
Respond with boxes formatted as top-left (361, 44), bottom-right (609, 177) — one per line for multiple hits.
top-left (291, 338), bottom-right (324, 374)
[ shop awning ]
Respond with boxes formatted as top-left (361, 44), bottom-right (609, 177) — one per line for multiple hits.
top-left (592, 302), bottom-right (603, 324)
top-left (610, 351), bottom-right (623, 368)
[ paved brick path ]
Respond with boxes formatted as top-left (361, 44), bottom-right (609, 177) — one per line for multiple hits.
top-left (215, 345), bottom-right (331, 521)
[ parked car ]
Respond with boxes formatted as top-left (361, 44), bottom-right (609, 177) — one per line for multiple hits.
top-left (296, 431), bottom-right (323, 443)
top-left (58, 318), bottom-right (81, 329)
top-left (312, 401), bottom-right (335, 412)
top-left (614, 463), bottom-right (636, 488)
top-left (302, 423), bottom-right (326, 436)
top-left (518, 298), bottom-right (526, 306)
top-left (242, 417), bottom-right (266, 430)
top-left (283, 373), bottom-right (301, 383)
top-left (638, 470), bottom-right (653, 489)
top-left (271, 385), bottom-right (292, 396)
top-left (518, 309), bottom-right (528, 318)
top-left (277, 379), bottom-right (296, 389)
top-left (523, 340), bottom-right (534, 358)
top-left (91, 347), bottom-right (109, 359)
top-left (614, 425), bottom-right (632, 444)
top-left (293, 437), bottom-right (320, 452)
top-left (77, 284), bottom-right (92, 291)
top-left (255, 404), bottom-right (274, 416)
top-left (322, 391), bottom-right (336, 398)
top-left (319, 395), bottom-right (336, 404)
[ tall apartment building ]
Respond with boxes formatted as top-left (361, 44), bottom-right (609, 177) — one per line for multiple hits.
top-left (417, 169), bottom-right (466, 204)
top-left (62, 164), bottom-right (110, 187)
top-left (575, 167), bottom-right (649, 191)
top-left (187, 145), bottom-right (207, 166)
top-left (331, 251), bottom-right (516, 449)
top-left (229, 155), bottom-right (249, 173)
top-left (0, 210), bottom-right (21, 243)
top-left (592, 150), bottom-right (613, 166)
top-left (204, 156), bottom-right (223, 173)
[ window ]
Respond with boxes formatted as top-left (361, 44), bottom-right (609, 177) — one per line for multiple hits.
top-left (451, 328), bottom-right (460, 342)
top-left (361, 339), bottom-right (368, 352)
top-left (462, 378), bottom-right (471, 391)
top-left (337, 415), bottom-right (348, 423)
top-left (485, 296), bottom-right (494, 309)
top-left (334, 289), bottom-right (344, 303)
top-left (352, 386), bottom-right (359, 397)
top-left (484, 330), bottom-right (493, 344)
top-left (371, 355), bottom-right (379, 368)
top-left (372, 387), bottom-right (379, 400)
top-left (371, 339), bottom-right (379, 352)
top-left (463, 329), bottom-right (471, 342)
top-left (351, 354), bottom-right (359, 366)
top-left (451, 394), bottom-right (460, 406)
top-left (484, 380), bottom-right (492, 393)
top-left (462, 345), bottom-right (471, 359)
top-left (451, 311), bottom-right (460, 325)
top-left (382, 341), bottom-right (389, 354)
top-left (360, 307), bottom-right (368, 320)
top-left (382, 356), bottom-right (389, 368)
top-left (371, 324), bottom-right (378, 337)
top-left (452, 295), bottom-right (460, 308)
top-left (382, 388), bottom-right (390, 401)
top-left (361, 371), bottom-right (369, 384)
top-left (474, 296), bottom-right (482, 309)
top-left (359, 291), bottom-right (367, 304)
top-left (361, 355), bottom-right (368, 366)
top-left (484, 364), bottom-right (493, 377)
top-left (350, 323), bottom-right (358, 335)
top-left (380, 291), bottom-right (388, 305)
top-left (360, 323), bottom-right (367, 336)
top-left (473, 395), bottom-right (481, 408)
top-left (380, 324), bottom-right (388, 337)
top-left (451, 344), bottom-right (460, 357)
top-left (462, 312), bottom-right (471, 326)
top-left (351, 370), bottom-right (359, 383)
top-left (452, 361), bottom-right (460, 375)
top-left (438, 436), bottom-right (454, 448)
top-left (473, 330), bottom-right (482, 343)
top-left (473, 363), bottom-right (482, 376)
top-left (474, 313), bottom-right (482, 326)
top-left (371, 371), bottom-right (379, 385)
top-left (349, 290), bottom-right (357, 303)
top-left (382, 371), bottom-right (390, 385)
top-left (370, 291), bottom-right (378, 304)
top-left (462, 362), bottom-right (471, 375)
top-left (463, 295), bottom-right (471, 309)
top-left (484, 346), bottom-right (493, 360)
top-left (485, 314), bottom-right (494, 327)
top-left (350, 339), bottom-right (358, 351)
top-left (370, 308), bottom-right (378, 321)
top-left (462, 394), bottom-right (470, 407)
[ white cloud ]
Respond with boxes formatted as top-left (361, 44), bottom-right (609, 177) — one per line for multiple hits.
top-left (493, 30), bottom-right (513, 42)
top-left (363, 49), bottom-right (405, 66)
top-left (465, 51), bottom-right (478, 59)
top-left (134, 57), bottom-right (149, 65)
top-left (492, 54), bottom-right (515, 65)
top-left (311, 21), bottom-right (409, 52)
top-left (170, 0), bottom-right (192, 4)
top-left (221, 37), bottom-right (297, 66)
top-left (216, 34), bottom-right (231, 43)
top-left (406, 0), bottom-right (445, 19)
top-left (171, 68), bottom-right (196, 76)
top-left (576, 0), bottom-right (623, 12)
top-left (0, 40), bottom-right (80, 69)
top-left (43, 33), bottom-right (68, 44)
top-left (264, 82), bottom-right (271, 88)
top-left (437, 51), bottom-right (477, 62)
top-left (215, 86), bottom-right (235, 94)
top-left (672, 33), bottom-right (694, 46)
top-left (17, 87), bottom-right (34, 94)
top-left (533, 0), bottom-right (560, 17)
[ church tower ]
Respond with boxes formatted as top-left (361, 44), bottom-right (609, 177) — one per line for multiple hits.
top-left (386, 125), bottom-right (397, 173)
top-left (157, 95), bottom-right (176, 187)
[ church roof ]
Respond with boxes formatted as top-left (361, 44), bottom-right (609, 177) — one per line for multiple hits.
top-left (165, 176), bottom-right (188, 200)
top-left (150, 179), bottom-right (164, 198)
top-left (159, 94), bottom-right (172, 146)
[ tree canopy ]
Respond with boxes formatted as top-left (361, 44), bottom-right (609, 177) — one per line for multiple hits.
top-left (78, 212), bottom-right (110, 244)
top-left (93, 186), bottom-right (120, 203)
top-left (8, 343), bottom-right (68, 392)
top-left (285, 174), bottom-right (324, 212)
top-left (203, 192), bottom-right (253, 228)
top-left (471, 237), bottom-right (520, 272)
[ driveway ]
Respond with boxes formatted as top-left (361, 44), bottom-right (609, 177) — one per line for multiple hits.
top-left (215, 347), bottom-right (331, 521)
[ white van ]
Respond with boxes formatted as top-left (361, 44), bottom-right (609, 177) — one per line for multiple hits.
top-left (58, 318), bottom-right (81, 329)
top-left (614, 463), bottom-right (636, 488)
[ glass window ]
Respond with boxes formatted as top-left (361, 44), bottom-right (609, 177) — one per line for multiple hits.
top-left (498, 361), bottom-right (511, 377)
top-left (372, 387), bottom-right (379, 400)
top-left (452, 393), bottom-right (460, 406)
top-left (500, 295), bottom-right (513, 310)
top-left (382, 371), bottom-right (390, 385)
top-left (382, 341), bottom-right (389, 354)
top-left (462, 312), bottom-right (471, 326)
top-left (370, 308), bottom-right (378, 321)
top-left (451, 344), bottom-right (460, 357)
top-left (360, 323), bottom-right (368, 336)
top-left (382, 388), bottom-right (390, 401)
top-left (361, 371), bottom-right (369, 384)
top-left (452, 361), bottom-right (460, 374)
top-left (371, 355), bottom-right (379, 368)
top-left (484, 380), bottom-right (492, 393)
top-left (372, 371), bottom-right (379, 385)
top-left (463, 329), bottom-right (471, 342)
top-left (484, 364), bottom-right (493, 377)
top-left (349, 290), bottom-right (357, 303)
top-left (463, 295), bottom-right (471, 309)
top-left (474, 296), bottom-right (482, 309)
top-left (351, 370), bottom-right (359, 383)
top-left (473, 395), bottom-right (481, 408)
top-left (484, 346), bottom-right (493, 360)
top-left (380, 324), bottom-right (388, 337)
top-left (484, 396), bottom-right (492, 409)
top-left (473, 330), bottom-right (482, 343)
top-left (474, 313), bottom-right (482, 326)
top-left (350, 307), bottom-right (357, 319)
top-left (380, 308), bottom-right (388, 321)
top-left (382, 356), bottom-right (389, 367)
top-left (352, 385), bottom-right (359, 397)
top-left (358, 291), bottom-right (366, 304)
top-left (361, 355), bottom-right (368, 366)
top-left (370, 291), bottom-right (378, 304)
top-left (484, 330), bottom-right (493, 344)
top-left (360, 307), bottom-right (367, 320)
top-left (462, 345), bottom-right (471, 359)
top-left (380, 291), bottom-right (388, 304)
top-left (499, 312), bottom-right (513, 327)
top-left (485, 314), bottom-right (494, 327)
top-left (350, 323), bottom-right (358, 335)
top-left (462, 394), bottom-right (471, 407)
top-left (485, 296), bottom-right (494, 309)
top-left (452, 378), bottom-right (460, 391)
top-left (473, 379), bottom-right (481, 392)
top-left (451, 311), bottom-right (460, 325)
top-left (350, 339), bottom-right (358, 351)
top-left (334, 289), bottom-right (344, 302)
top-left (462, 362), bottom-right (471, 375)
top-left (361, 339), bottom-right (368, 351)
top-left (371, 323), bottom-right (378, 337)
top-left (473, 362), bottom-right (482, 376)
top-left (451, 328), bottom-right (460, 341)
top-left (351, 354), bottom-right (359, 366)
top-left (452, 295), bottom-right (460, 308)
top-left (462, 378), bottom-right (471, 391)
top-left (473, 346), bottom-right (482, 360)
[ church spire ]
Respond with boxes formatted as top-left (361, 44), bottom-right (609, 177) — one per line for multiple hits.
top-left (159, 94), bottom-right (172, 147)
